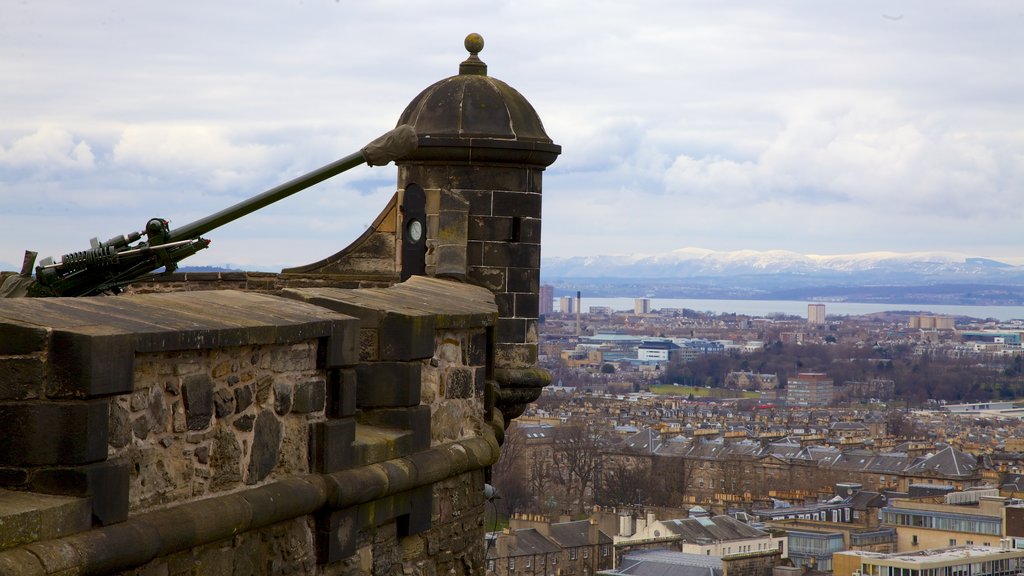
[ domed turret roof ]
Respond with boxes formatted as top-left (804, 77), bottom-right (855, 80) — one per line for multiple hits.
top-left (396, 34), bottom-right (560, 166)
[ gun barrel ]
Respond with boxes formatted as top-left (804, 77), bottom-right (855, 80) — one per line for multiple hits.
top-left (167, 150), bottom-right (365, 243)
top-left (168, 124), bottom-right (417, 243)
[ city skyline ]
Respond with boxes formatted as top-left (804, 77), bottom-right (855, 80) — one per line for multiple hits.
top-left (2, 2), bottom-right (1022, 271)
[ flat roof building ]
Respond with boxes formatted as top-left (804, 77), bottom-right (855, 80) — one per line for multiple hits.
top-left (833, 546), bottom-right (1024, 576)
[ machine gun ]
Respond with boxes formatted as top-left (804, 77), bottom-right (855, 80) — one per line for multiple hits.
top-left (0, 125), bottom-right (417, 298)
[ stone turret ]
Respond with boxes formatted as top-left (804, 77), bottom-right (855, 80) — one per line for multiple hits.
top-left (396, 33), bottom-right (561, 425)
top-left (289, 34), bottom-right (561, 427)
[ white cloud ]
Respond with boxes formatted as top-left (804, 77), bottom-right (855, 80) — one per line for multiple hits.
top-left (112, 126), bottom-right (274, 188)
top-left (0, 127), bottom-right (94, 170)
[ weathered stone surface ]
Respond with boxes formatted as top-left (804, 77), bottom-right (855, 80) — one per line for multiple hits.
top-left (0, 323), bottom-right (47, 355)
top-left (444, 367), bottom-right (474, 399)
top-left (491, 190), bottom-right (541, 218)
top-left (311, 418), bottom-right (355, 474)
top-left (273, 382), bottom-right (294, 415)
top-left (234, 384), bottom-right (253, 413)
top-left (0, 400), bottom-right (109, 467)
top-left (327, 368), bottom-right (357, 418)
top-left (0, 356), bottom-right (43, 401)
top-left (247, 410), bottom-right (282, 484)
top-left (355, 363), bottom-right (421, 408)
top-left (213, 388), bottom-right (234, 419)
top-left (182, 374), bottom-right (214, 431)
top-left (209, 427), bottom-right (242, 491)
top-left (292, 380), bottom-right (325, 414)
top-left (108, 401), bottom-right (131, 449)
top-left (47, 330), bottom-right (136, 399)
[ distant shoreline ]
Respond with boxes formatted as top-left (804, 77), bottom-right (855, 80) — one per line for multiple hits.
top-left (545, 296), bottom-right (1024, 322)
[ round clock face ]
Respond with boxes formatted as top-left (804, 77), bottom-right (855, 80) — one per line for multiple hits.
top-left (407, 219), bottom-right (423, 242)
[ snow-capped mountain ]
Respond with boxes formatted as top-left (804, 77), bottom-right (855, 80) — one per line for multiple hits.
top-left (541, 249), bottom-right (1024, 304)
top-left (542, 248), bottom-right (1020, 280)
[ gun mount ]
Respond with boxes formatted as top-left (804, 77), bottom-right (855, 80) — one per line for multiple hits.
top-left (0, 125), bottom-right (417, 298)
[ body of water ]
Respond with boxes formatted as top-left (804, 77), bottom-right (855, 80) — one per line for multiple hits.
top-left (564, 297), bottom-right (1024, 321)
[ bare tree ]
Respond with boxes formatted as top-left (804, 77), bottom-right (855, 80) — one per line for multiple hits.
top-left (549, 418), bottom-right (602, 515)
top-left (598, 453), bottom-right (650, 507)
top-left (490, 424), bottom-right (534, 516)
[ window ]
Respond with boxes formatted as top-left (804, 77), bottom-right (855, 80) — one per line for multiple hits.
top-left (525, 557), bottom-right (532, 568)
top-left (509, 557), bottom-right (515, 570)
top-left (912, 535), bottom-right (918, 546)
top-left (602, 546), bottom-right (609, 557)
top-left (583, 548), bottom-right (589, 559)
top-left (488, 560), bottom-right (495, 572)
top-left (570, 549), bottom-right (577, 561)
top-left (950, 539), bottom-right (957, 546)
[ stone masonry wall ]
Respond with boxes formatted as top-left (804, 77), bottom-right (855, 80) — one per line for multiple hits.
top-left (109, 342), bottom-right (326, 512)
top-left (0, 278), bottom-right (502, 575)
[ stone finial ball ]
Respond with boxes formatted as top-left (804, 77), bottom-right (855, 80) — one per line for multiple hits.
top-left (465, 33), bottom-right (484, 54)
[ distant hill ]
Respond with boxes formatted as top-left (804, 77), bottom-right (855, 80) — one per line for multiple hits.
top-left (541, 249), bottom-right (1024, 305)
top-left (177, 265), bottom-right (246, 273)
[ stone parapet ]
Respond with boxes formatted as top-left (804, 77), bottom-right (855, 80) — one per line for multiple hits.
top-left (0, 277), bottom-right (502, 573)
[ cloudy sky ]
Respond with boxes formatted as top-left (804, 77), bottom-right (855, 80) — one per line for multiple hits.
top-left (2, 1), bottom-right (1022, 272)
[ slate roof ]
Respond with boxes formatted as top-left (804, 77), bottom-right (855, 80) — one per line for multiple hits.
top-left (546, 520), bottom-right (611, 549)
top-left (624, 428), bottom-right (662, 455)
top-left (485, 528), bottom-right (561, 559)
top-left (903, 446), bottom-right (978, 477)
top-left (659, 515), bottom-right (768, 543)
top-left (604, 550), bottom-right (723, 576)
top-left (1000, 473), bottom-right (1024, 492)
top-left (849, 490), bottom-right (886, 511)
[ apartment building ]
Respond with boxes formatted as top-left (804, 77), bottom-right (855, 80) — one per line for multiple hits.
top-left (833, 546), bottom-right (1024, 576)
top-left (882, 489), bottom-right (1006, 550)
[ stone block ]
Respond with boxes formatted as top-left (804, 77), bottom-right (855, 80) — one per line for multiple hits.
top-left (492, 190), bottom-right (541, 218)
top-left (327, 368), bottom-right (357, 418)
top-left (0, 489), bottom-right (92, 551)
top-left (493, 293), bottom-right (513, 317)
top-left (0, 400), bottom-right (109, 466)
top-left (182, 374), bottom-right (214, 431)
top-left (514, 293), bottom-right (539, 319)
top-left (319, 318), bottom-right (359, 369)
top-left (355, 405), bottom-right (431, 452)
top-left (47, 331), bottom-right (135, 398)
top-left (29, 459), bottom-right (129, 525)
top-left (506, 267), bottom-right (539, 293)
top-left (378, 312), bottom-right (435, 362)
top-left (0, 356), bottom-right (44, 400)
top-left (247, 409), bottom-right (282, 484)
top-left (518, 217), bottom-right (541, 243)
top-left (480, 242), bottom-right (540, 269)
top-left (454, 190), bottom-right (493, 216)
top-left (496, 319), bottom-right (527, 345)
top-left (494, 343), bottom-right (538, 370)
top-left (466, 330), bottom-right (489, 367)
top-left (293, 379), bottom-right (326, 414)
top-left (397, 485), bottom-right (433, 537)
top-left (449, 166), bottom-right (529, 192)
top-left (316, 507), bottom-right (358, 564)
top-left (0, 324), bottom-right (46, 355)
top-left (467, 267), bottom-right (506, 292)
top-left (437, 208), bottom-right (468, 240)
top-left (310, 418), bottom-right (355, 473)
top-left (468, 215), bottom-right (511, 242)
top-left (433, 244), bottom-right (467, 279)
top-left (358, 328), bottom-right (378, 362)
top-left (444, 367), bottom-right (475, 399)
top-left (466, 241), bottom-right (484, 267)
top-left (354, 363), bottom-right (421, 408)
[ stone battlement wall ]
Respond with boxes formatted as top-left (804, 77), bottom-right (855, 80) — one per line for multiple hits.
top-left (0, 276), bottom-right (502, 575)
